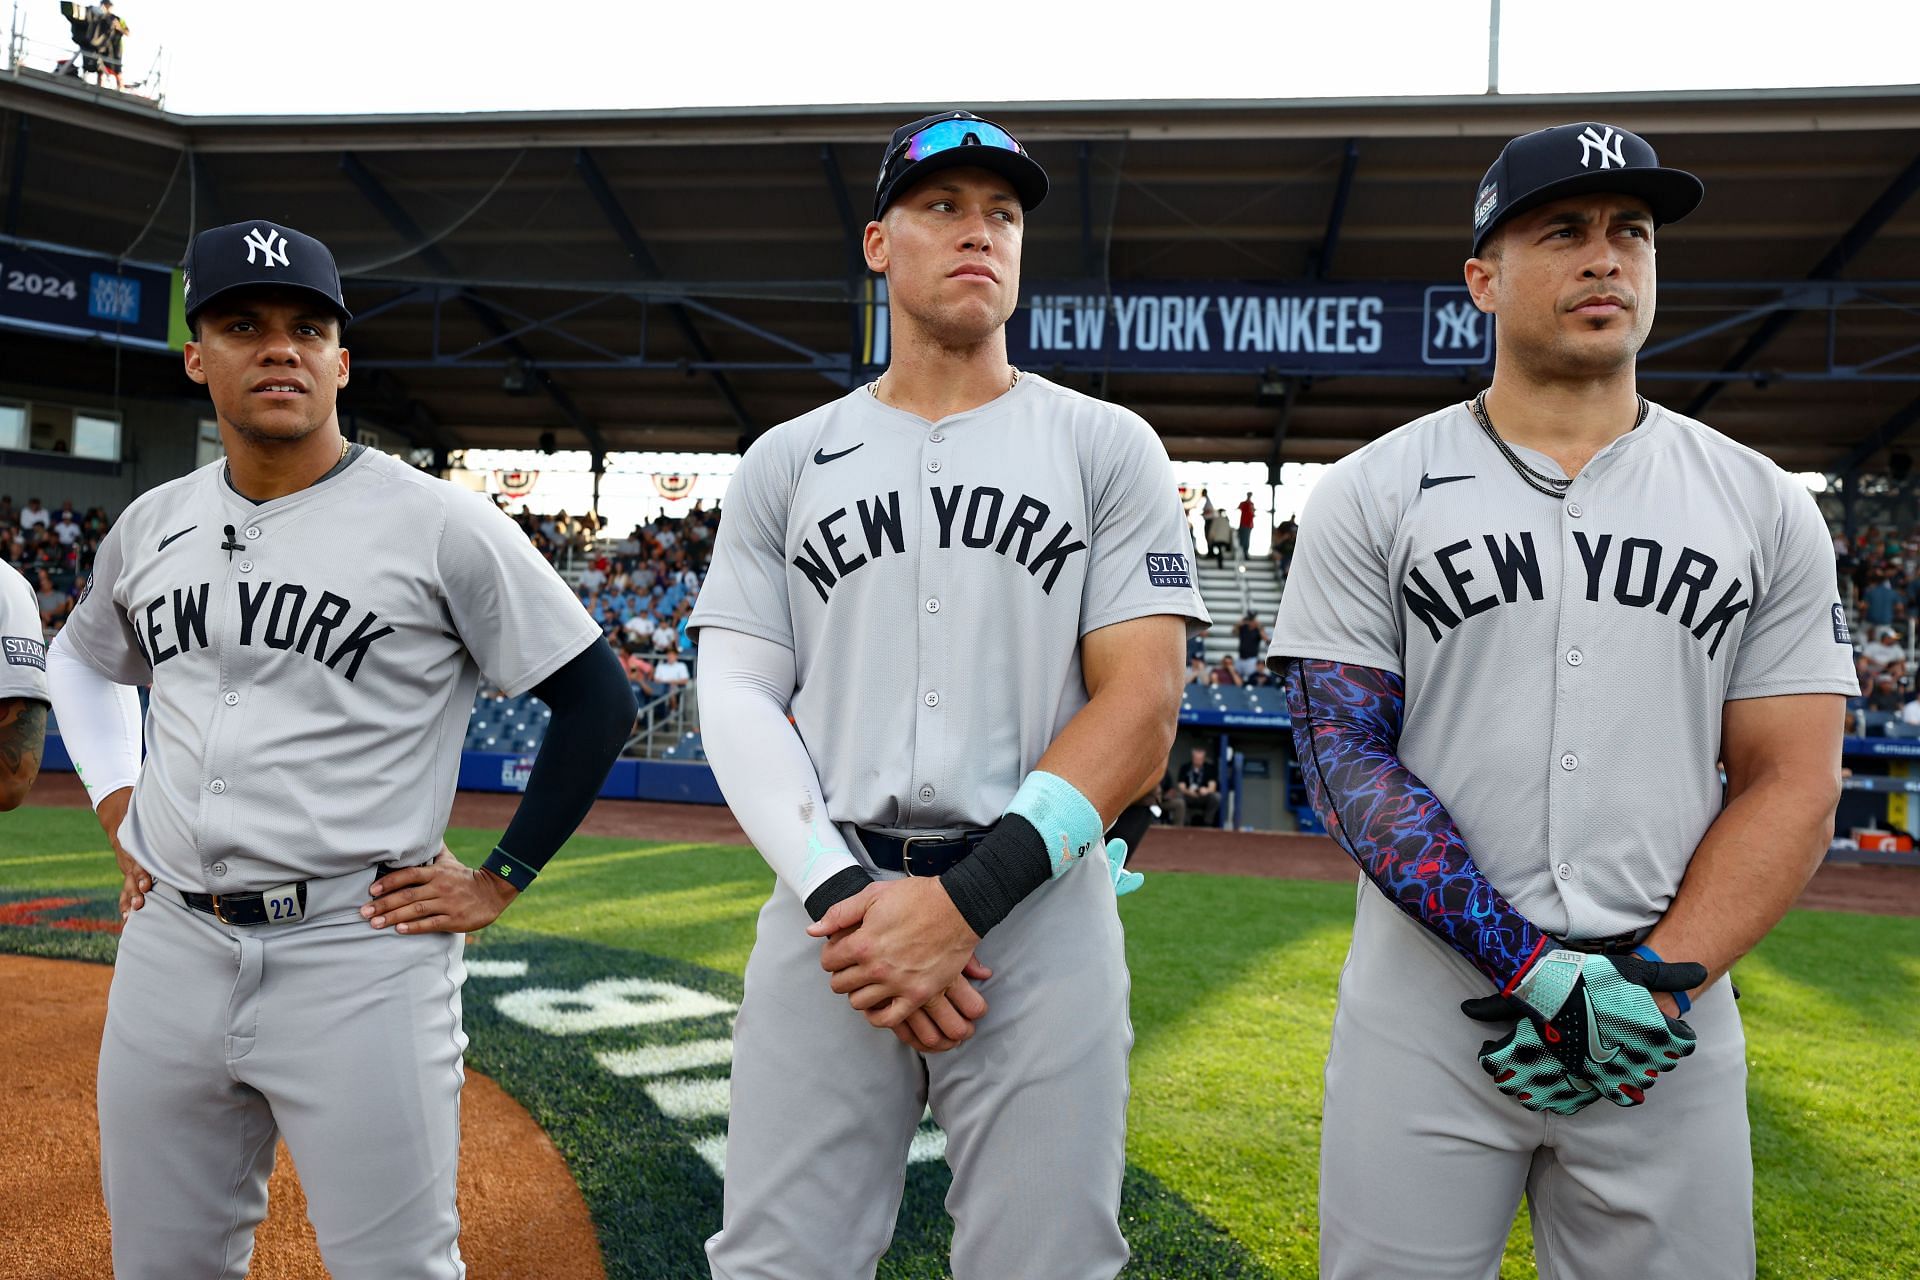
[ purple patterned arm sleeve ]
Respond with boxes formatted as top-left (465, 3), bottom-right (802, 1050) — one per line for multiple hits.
top-left (1283, 657), bottom-right (1550, 992)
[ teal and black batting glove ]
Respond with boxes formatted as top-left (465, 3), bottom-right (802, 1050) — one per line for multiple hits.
top-left (1461, 949), bottom-right (1707, 1109)
top-left (1476, 1018), bottom-right (1602, 1115)
top-left (1102, 804), bottom-right (1154, 897)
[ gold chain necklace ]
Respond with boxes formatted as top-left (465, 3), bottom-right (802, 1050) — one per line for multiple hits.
top-left (867, 366), bottom-right (1021, 402)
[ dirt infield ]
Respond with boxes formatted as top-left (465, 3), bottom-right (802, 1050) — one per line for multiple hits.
top-left (26, 770), bottom-right (1920, 916)
top-left (0, 949), bottom-right (606, 1280)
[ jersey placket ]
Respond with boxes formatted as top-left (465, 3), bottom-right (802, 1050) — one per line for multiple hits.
top-left (1544, 453), bottom-right (1618, 935)
top-left (199, 507), bottom-right (265, 883)
top-left (909, 423), bottom-right (954, 826)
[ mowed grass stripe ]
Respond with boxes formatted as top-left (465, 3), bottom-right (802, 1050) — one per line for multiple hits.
top-left (5, 802), bottom-right (1915, 1279)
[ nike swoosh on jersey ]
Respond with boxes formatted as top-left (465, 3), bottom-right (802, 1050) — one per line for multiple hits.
top-left (1419, 474), bottom-right (1474, 490)
top-left (1582, 986), bottom-right (1623, 1064)
top-left (814, 444), bottom-right (865, 465)
top-left (157, 526), bottom-right (198, 551)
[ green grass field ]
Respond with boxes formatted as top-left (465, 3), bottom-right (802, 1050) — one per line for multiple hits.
top-left (4, 804), bottom-right (1916, 1278)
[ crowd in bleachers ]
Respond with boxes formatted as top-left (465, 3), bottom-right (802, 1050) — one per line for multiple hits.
top-left (1835, 521), bottom-right (1920, 731)
top-left (0, 494), bottom-right (110, 634)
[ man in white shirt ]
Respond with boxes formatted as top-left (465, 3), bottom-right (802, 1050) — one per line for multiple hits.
top-left (19, 498), bottom-right (49, 531)
top-left (53, 511), bottom-right (82, 547)
top-left (1863, 628), bottom-right (1904, 667)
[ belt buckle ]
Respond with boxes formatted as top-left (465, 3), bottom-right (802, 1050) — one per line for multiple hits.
top-left (899, 835), bottom-right (945, 877)
top-left (207, 893), bottom-right (238, 924)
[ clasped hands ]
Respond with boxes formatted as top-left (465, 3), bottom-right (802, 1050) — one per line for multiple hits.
top-left (808, 877), bottom-right (990, 1054)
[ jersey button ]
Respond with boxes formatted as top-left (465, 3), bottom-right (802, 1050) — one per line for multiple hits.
top-left (929, 432), bottom-right (945, 443)
top-left (223, 691), bottom-right (239, 706)
top-left (1565, 649), bottom-right (1583, 667)
top-left (238, 560), bottom-right (254, 573)
top-left (208, 778), bottom-right (227, 794)
top-left (919, 784), bottom-right (936, 803)
top-left (1556, 861), bottom-right (1573, 880)
top-left (925, 598), bottom-right (940, 614)
top-left (927, 459), bottom-right (941, 473)
top-left (245, 526), bottom-right (261, 540)
top-left (210, 862), bottom-right (228, 878)
top-left (1567, 503), bottom-right (1584, 518)
top-left (924, 691), bottom-right (940, 707)
top-left (1559, 752), bottom-right (1579, 771)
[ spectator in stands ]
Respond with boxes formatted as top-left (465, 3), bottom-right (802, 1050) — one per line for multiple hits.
top-left (19, 498), bottom-right (49, 532)
top-left (622, 611), bottom-right (654, 645)
top-left (1866, 574), bottom-right (1899, 628)
top-left (1187, 628), bottom-right (1206, 665)
top-left (620, 644), bottom-right (654, 684)
top-left (1186, 655), bottom-right (1209, 686)
top-left (35, 567), bottom-right (69, 628)
top-left (1237, 492), bottom-right (1256, 559)
top-left (0, 495), bottom-right (14, 529)
top-left (654, 645), bottom-right (691, 711)
top-left (1868, 672), bottom-right (1905, 713)
top-left (1205, 506), bottom-right (1233, 568)
top-left (1864, 627), bottom-right (1904, 667)
top-left (1209, 656), bottom-right (1243, 687)
top-left (83, 506), bottom-right (109, 539)
top-left (651, 616), bottom-right (677, 654)
top-left (1271, 519), bottom-right (1297, 581)
top-left (1245, 663), bottom-right (1275, 688)
top-left (1235, 612), bottom-right (1267, 679)
top-left (1176, 746), bottom-right (1221, 827)
top-left (579, 561), bottom-right (608, 592)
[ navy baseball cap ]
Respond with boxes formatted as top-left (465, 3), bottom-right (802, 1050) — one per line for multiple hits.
top-left (873, 110), bottom-right (1049, 221)
top-left (1471, 123), bottom-right (1703, 256)
top-left (182, 220), bottom-right (351, 327)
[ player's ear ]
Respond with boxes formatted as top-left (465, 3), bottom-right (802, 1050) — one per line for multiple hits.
top-left (183, 340), bottom-right (208, 386)
top-left (335, 343), bottom-right (350, 388)
top-left (862, 219), bottom-right (888, 274)
top-left (1463, 253), bottom-right (1498, 315)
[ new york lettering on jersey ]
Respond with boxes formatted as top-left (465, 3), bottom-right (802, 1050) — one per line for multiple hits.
top-left (787, 481), bottom-right (1089, 603)
top-left (128, 577), bottom-right (394, 680)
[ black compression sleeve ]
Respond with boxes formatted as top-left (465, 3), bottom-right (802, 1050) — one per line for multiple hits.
top-left (803, 866), bottom-right (875, 922)
top-left (495, 641), bottom-right (637, 878)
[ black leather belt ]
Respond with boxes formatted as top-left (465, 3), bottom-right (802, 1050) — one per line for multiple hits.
top-left (1554, 929), bottom-right (1645, 956)
top-left (856, 829), bottom-right (991, 877)
top-left (180, 882), bottom-right (309, 926)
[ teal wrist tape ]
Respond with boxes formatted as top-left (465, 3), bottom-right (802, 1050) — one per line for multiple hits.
top-left (1006, 771), bottom-right (1105, 880)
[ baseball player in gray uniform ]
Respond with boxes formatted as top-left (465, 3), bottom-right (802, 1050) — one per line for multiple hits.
top-left (691, 110), bottom-right (1206, 1279)
top-left (1267, 124), bottom-right (1855, 1279)
top-left (44, 219), bottom-right (635, 1279)
top-left (0, 559), bottom-right (49, 808)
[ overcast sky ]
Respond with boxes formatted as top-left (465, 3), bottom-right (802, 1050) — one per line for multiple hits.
top-left (13, 0), bottom-right (1918, 117)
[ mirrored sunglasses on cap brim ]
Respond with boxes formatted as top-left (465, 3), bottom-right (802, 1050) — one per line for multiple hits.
top-left (890, 119), bottom-right (1027, 170)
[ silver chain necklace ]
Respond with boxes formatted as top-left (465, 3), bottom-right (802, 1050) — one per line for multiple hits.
top-left (868, 366), bottom-right (1021, 401)
top-left (1468, 391), bottom-right (1648, 501)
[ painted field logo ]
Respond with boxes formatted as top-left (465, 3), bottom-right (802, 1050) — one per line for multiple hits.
top-left (1145, 552), bottom-right (1192, 588)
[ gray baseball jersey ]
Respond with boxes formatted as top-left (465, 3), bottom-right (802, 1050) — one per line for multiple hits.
top-left (691, 372), bottom-right (1209, 831)
top-left (0, 560), bottom-right (48, 704)
top-left (1268, 399), bottom-right (1856, 937)
top-left (56, 447), bottom-right (600, 892)
top-left (1267, 398), bottom-right (1854, 1280)
top-left (693, 373), bottom-right (1206, 1280)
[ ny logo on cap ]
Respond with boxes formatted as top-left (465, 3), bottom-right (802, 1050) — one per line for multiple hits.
top-left (1578, 125), bottom-right (1626, 171)
top-left (243, 227), bottom-right (290, 268)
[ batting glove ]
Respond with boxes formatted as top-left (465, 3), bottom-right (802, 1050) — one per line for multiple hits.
top-left (1461, 949), bottom-right (1706, 1109)
top-left (1102, 804), bottom-right (1155, 897)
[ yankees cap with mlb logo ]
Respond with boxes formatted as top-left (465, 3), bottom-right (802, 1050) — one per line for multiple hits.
top-left (182, 220), bottom-right (352, 327)
top-left (1470, 123), bottom-right (1703, 257)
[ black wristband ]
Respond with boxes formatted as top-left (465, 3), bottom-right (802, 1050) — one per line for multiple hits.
top-left (482, 846), bottom-right (537, 892)
top-left (803, 865), bottom-right (874, 922)
top-left (939, 814), bottom-right (1051, 938)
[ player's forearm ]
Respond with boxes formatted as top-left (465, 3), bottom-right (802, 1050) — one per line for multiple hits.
top-left (1643, 770), bottom-right (1838, 993)
top-left (1285, 658), bottom-right (1550, 990)
top-left (696, 627), bottom-right (867, 918)
top-left (1033, 672), bottom-right (1181, 825)
top-left (490, 642), bottom-right (636, 887)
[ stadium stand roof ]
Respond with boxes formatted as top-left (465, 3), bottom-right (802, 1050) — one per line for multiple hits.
top-left (3, 74), bottom-right (1919, 473)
